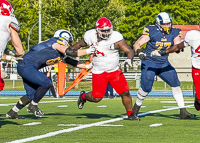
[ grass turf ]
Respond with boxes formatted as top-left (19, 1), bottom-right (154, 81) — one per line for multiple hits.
top-left (0, 96), bottom-right (199, 143)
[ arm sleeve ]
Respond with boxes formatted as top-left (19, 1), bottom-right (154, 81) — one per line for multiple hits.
top-left (63, 56), bottom-right (79, 66)
top-left (9, 22), bottom-right (20, 32)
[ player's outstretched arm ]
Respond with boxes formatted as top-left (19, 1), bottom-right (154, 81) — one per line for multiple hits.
top-left (72, 39), bottom-right (87, 49)
top-left (155, 41), bottom-right (185, 56)
top-left (165, 41), bottom-right (185, 54)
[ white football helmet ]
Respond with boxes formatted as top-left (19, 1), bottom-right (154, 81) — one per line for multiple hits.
top-left (156, 12), bottom-right (172, 34)
top-left (0, 0), bottom-right (14, 17)
top-left (54, 29), bottom-right (73, 44)
top-left (96, 17), bottom-right (113, 40)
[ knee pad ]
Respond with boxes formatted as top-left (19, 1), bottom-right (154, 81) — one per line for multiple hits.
top-left (19, 95), bottom-right (31, 106)
top-left (137, 87), bottom-right (148, 100)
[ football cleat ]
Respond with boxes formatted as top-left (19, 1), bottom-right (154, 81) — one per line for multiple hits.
top-left (180, 108), bottom-right (196, 119)
top-left (27, 103), bottom-right (44, 117)
top-left (6, 109), bottom-right (25, 119)
top-left (77, 91), bottom-right (86, 109)
top-left (127, 112), bottom-right (140, 121)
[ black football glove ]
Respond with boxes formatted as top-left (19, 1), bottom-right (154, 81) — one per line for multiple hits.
top-left (137, 49), bottom-right (146, 61)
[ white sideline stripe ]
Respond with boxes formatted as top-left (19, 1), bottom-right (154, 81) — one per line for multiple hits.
top-left (0, 100), bottom-right (76, 106)
top-left (6, 104), bottom-right (194, 143)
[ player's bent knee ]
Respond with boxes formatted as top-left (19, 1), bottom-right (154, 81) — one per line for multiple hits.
top-left (137, 87), bottom-right (148, 100)
top-left (91, 96), bottom-right (102, 102)
top-left (195, 90), bottom-right (200, 100)
top-left (120, 91), bottom-right (130, 97)
top-left (19, 95), bottom-right (31, 106)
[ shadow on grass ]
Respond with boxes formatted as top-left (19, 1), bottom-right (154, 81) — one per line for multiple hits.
top-left (137, 112), bottom-right (200, 120)
top-left (62, 113), bottom-right (122, 119)
top-left (0, 114), bottom-right (20, 128)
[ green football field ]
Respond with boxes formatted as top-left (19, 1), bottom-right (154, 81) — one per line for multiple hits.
top-left (0, 96), bottom-right (199, 143)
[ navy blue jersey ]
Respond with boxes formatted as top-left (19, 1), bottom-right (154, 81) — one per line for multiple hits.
top-left (22, 37), bottom-right (64, 69)
top-left (143, 25), bottom-right (181, 64)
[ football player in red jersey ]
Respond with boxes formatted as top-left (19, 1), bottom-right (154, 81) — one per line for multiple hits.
top-left (0, 0), bottom-right (25, 90)
top-left (72, 17), bottom-right (139, 120)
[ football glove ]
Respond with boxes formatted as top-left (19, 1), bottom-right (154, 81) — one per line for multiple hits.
top-left (150, 50), bottom-right (161, 57)
top-left (137, 49), bottom-right (146, 61)
top-left (8, 50), bottom-right (25, 58)
top-left (85, 62), bottom-right (93, 69)
top-left (123, 59), bottom-right (132, 67)
top-left (86, 46), bottom-right (96, 54)
top-left (151, 50), bottom-right (167, 56)
top-left (6, 55), bottom-right (23, 63)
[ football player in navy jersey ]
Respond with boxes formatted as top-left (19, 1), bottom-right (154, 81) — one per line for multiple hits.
top-left (6, 29), bottom-right (95, 119)
top-left (132, 12), bottom-right (196, 120)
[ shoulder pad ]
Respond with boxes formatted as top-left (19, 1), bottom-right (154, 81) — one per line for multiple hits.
top-left (9, 22), bottom-right (20, 32)
top-left (171, 28), bottom-right (181, 37)
top-left (56, 37), bottom-right (69, 47)
top-left (142, 27), bottom-right (150, 35)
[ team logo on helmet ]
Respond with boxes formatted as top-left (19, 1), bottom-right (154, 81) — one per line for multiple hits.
top-left (0, 0), bottom-right (14, 16)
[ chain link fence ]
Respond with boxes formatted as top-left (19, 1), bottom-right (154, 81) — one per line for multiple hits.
top-left (0, 58), bottom-right (195, 97)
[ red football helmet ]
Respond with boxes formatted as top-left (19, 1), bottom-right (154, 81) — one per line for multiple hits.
top-left (0, 0), bottom-right (14, 16)
top-left (96, 17), bottom-right (113, 40)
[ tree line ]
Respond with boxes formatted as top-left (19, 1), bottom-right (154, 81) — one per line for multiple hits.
top-left (7, 0), bottom-right (200, 56)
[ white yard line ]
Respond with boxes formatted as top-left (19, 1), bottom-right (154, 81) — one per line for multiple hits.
top-left (6, 104), bottom-right (194, 143)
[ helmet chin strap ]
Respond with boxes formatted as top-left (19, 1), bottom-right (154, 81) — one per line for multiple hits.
top-left (164, 27), bottom-right (170, 34)
top-left (156, 24), bottom-right (171, 34)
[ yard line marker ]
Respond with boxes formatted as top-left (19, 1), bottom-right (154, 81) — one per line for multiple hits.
top-left (57, 124), bottom-right (123, 127)
top-left (57, 105), bottom-right (68, 107)
top-left (149, 123), bottom-right (163, 127)
top-left (97, 105), bottom-right (107, 107)
top-left (6, 104), bottom-right (194, 143)
top-left (23, 122), bottom-right (41, 126)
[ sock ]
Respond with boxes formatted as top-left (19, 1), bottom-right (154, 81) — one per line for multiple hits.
top-left (127, 110), bottom-right (133, 116)
top-left (172, 87), bottom-right (185, 108)
top-left (12, 106), bottom-right (20, 112)
top-left (81, 93), bottom-right (86, 100)
top-left (31, 100), bottom-right (38, 105)
top-left (174, 94), bottom-right (185, 108)
top-left (136, 98), bottom-right (143, 106)
top-left (16, 102), bottom-right (25, 110)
